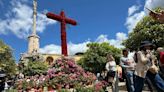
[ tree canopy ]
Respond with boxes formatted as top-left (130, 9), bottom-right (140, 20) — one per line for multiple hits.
top-left (0, 40), bottom-right (17, 77)
top-left (123, 8), bottom-right (164, 50)
top-left (78, 42), bottom-right (121, 74)
top-left (22, 61), bottom-right (48, 76)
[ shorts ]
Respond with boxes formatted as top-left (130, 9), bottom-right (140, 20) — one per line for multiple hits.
top-left (107, 71), bottom-right (116, 78)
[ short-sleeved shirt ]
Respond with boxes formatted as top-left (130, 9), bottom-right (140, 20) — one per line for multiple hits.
top-left (120, 56), bottom-right (135, 72)
top-left (105, 61), bottom-right (116, 72)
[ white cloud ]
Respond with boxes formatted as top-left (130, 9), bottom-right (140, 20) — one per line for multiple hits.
top-left (128, 5), bottom-right (140, 16)
top-left (95, 34), bottom-right (127, 48)
top-left (145, 0), bottom-right (164, 10)
top-left (125, 11), bottom-right (145, 33)
top-left (85, 32), bottom-right (128, 50)
top-left (125, 0), bottom-right (164, 33)
top-left (37, 13), bottom-right (56, 33)
top-left (39, 33), bottom-right (127, 55)
top-left (116, 32), bottom-right (128, 41)
top-left (109, 32), bottom-right (127, 48)
top-left (68, 41), bottom-right (90, 55)
top-left (0, 0), bottom-right (56, 39)
top-left (39, 44), bottom-right (61, 54)
top-left (0, 20), bottom-right (8, 34)
top-left (95, 34), bottom-right (109, 43)
top-left (39, 41), bottom-right (90, 55)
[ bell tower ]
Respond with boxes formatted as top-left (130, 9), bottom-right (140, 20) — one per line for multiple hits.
top-left (28, 0), bottom-right (39, 54)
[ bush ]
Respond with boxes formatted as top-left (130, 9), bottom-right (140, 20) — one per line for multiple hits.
top-left (0, 40), bottom-right (17, 78)
top-left (75, 87), bottom-right (95, 92)
top-left (23, 61), bottom-right (48, 76)
top-left (78, 42), bottom-right (121, 74)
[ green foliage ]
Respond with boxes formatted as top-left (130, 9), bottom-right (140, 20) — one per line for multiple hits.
top-left (58, 89), bottom-right (70, 92)
top-left (0, 40), bottom-right (17, 77)
top-left (75, 87), bottom-right (95, 92)
top-left (5, 89), bottom-right (18, 92)
top-left (78, 42), bottom-right (121, 74)
top-left (23, 61), bottom-right (48, 76)
top-left (75, 86), bottom-right (105, 92)
top-left (123, 8), bottom-right (164, 50)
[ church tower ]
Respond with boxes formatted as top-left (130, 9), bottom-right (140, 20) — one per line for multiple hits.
top-left (28, 0), bottom-right (39, 54)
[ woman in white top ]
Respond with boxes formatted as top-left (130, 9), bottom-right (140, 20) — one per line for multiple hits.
top-left (105, 54), bottom-right (116, 84)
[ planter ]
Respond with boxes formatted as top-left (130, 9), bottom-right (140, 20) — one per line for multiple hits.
top-left (38, 87), bottom-right (43, 92)
top-left (18, 90), bottom-right (23, 92)
top-left (26, 86), bottom-right (32, 92)
top-left (29, 88), bottom-right (35, 92)
top-left (56, 84), bottom-right (62, 90)
top-left (48, 86), bottom-right (54, 91)
top-left (17, 85), bottom-right (22, 90)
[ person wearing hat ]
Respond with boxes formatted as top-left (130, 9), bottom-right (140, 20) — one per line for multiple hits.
top-left (134, 41), bottom-right (154, 92)
top-left (134, 41), bottom-right (164, 92)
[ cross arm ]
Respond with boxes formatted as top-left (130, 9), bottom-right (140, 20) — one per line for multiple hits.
top-left (65, 18), bottom-right (77, 26)
top-left (46, 12), bottom-right (63, 22)
top-left (46, 12), bottom-right (77, 26)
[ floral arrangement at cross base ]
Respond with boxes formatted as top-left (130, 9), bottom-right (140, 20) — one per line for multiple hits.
top-left (13, 57), bottom-right (97, 91)
top-left (46, 57), bottom-right (97, 90)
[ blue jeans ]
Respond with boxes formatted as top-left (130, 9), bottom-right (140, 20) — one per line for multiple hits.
top-left (155, 74), bottom-right (164, 92)
top-left (146, 71), bottom-right (164, 92)
top-left (134, 75), bottom-right (145, 92)
top-left (125, 71), bottom-right (135, 92)
top-left (159, 66), bottom-right (164, 80)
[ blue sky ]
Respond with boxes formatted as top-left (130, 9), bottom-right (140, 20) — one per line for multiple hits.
top-left (0, 0), bottom-right (163, 62)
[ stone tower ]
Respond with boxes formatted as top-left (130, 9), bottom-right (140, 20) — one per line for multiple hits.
top-left (28, 0), bottom-right (39, 54)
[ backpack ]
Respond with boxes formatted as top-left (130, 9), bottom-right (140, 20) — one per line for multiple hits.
top-left (160, 51), bottom-right (164, 64)
top-left (134, 52), bottom-right (138, 63)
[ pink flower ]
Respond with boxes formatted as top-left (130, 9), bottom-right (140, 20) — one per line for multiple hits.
top-left (65, 85), bottom-right (70, 89)
top-left (67, 61), bottom-right (75, 67)
top-left (47, 68), bottom-right (56, 78)
top-left (82, 73), bottom-right (88, 78)
top-left (61, 65), bottom-right (65, 69)
top-left (58, 62), bottom-right (63, 65)
top-left (95, 82), bottom-right (103, 91)
top-left (57, 72), bottom-right (64, 76)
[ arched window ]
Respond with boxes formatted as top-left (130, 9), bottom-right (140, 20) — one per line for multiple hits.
top-left (46, 57), bottom-right (54, 65)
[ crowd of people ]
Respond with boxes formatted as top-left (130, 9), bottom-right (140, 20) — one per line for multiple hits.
top-left (1, 40), bottom-right (164, 92)
top-left (0, 73), bottom-right (47, 92)
top-left (105, 41), bottom-right (164, 92)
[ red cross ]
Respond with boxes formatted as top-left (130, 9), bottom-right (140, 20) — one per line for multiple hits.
top-left (46, 11), bottom-right (77, 56)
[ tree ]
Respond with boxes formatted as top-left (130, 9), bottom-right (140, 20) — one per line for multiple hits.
top-left (78, 42), bottom-right (121, 74)
top-left (0, 40), bottom-right (17, 77)
top-left (123, 8), bottom-right (164, 50)
top-left (22, 61), bottom-right (48, 76)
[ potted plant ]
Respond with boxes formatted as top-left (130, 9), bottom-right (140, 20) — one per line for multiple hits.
top-left (47, 80), bottom-right (54, 91)
top-left (22, 80), bottom-right (28, 91)
top-left (37, 84), bottom-right (43, 92)
top-left (56, 83), bottom-right (62, 91)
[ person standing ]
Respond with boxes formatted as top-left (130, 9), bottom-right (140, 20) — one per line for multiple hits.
top-left (105, 54), bottom-right (117, 92)
top-left (105, 54), bottom-right (117, 84)
top-left (134, 41), bottom-right (164, 92)
top-left (146, 47), bottom-right (164, 92)
top-left (157, 47), bottom-right (164, 74)
top-left (120, 49), bottom-right (135, 92)
top-left (134, 41), bottom-right (155, 92)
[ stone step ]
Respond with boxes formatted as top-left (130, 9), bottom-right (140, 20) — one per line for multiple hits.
top-left (106, 82), bottom-right (156, 92)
